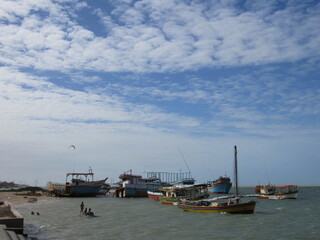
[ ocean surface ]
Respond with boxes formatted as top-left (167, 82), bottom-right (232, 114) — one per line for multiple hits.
top-left (16, 186), bottom-right (320, 240)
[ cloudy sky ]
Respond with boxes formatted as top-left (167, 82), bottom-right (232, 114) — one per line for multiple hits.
top-left (1, 0), bottom-right (319, 186)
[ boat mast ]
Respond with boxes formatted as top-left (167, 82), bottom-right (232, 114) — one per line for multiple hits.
top-left (234, 145), bottom-right (238, 196)
top-left (177, 147), bottom-right (192, 179)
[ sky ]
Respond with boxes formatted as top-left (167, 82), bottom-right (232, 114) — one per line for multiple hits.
top-left (0, 0), bottom-right (319, 187)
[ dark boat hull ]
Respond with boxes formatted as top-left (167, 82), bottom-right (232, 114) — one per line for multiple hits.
top-left (49, 179), bottom-right (106, 197)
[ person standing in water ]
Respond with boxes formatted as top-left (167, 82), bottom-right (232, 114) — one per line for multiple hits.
top-left (80, 202), bottom-right (84, 214)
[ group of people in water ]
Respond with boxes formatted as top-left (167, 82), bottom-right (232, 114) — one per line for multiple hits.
top-left (80, 201), bottom-right (94, 216)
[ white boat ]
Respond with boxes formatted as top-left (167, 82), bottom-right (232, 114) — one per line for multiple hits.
top-left (256, 185), bottom-right (298, 200)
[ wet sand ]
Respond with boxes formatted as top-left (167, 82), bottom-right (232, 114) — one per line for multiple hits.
top-left (0, 191), bottom-right (52, 206)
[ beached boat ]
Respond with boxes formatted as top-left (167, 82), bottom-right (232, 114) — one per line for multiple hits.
top-left (159, 178), bottom-right (209, 205)
top-left (177, 146), bottom-right (257, 214)
top-left (208, 176), bottom-right (232, 194)
top-left (47, 168), bottom-right (107, 197)
top-left (255, 184), bottom-right (298, 200)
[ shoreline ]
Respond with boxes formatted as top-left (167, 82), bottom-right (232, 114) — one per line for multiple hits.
top-left (0, 191), bottom-right (53, 206)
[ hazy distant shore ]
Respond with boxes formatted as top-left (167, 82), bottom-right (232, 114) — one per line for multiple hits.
top-left (240, 185), bottom-right (320, 187)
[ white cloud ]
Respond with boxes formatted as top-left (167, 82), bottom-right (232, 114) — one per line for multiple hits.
top-left (0, 67), bottom-right (200, 134)
top-left (0, 1), bottom-right (319, 186)
top-left (0, 0), bottom-right (319, 72)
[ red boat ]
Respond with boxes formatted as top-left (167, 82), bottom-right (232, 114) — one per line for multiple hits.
top-left (147, 191), bottom-right (164, 201)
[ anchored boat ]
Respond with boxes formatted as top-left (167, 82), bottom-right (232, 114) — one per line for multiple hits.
top-left (208, 176), bottom-right (232, 194)
top-left (177, 146), bottom-right (257, 214)
top-left (159, 178), bottom-right (209, 205)
top-left (255, 184), bottom-right (298, 200)
top-left (47, 168), bottom-right (107, 197)
top-left (147, 191), bottom-right (165, 201)
top-left (177, 197), bottom-right (256, 213)
top-left (115, 170), bottom-right (166, 198)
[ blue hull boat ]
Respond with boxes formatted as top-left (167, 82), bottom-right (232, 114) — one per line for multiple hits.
top-left (48, 169), bottom-right (107, 197)
top-left (208, 176), bottom-right (232, 194)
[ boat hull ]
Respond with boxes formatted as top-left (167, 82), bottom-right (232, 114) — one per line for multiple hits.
top-left (69, 183), bottom-right (104, 197)
top-left (257, 192), bottom-right (298, 200)
top-left (49, 179), bottom-right (106, 197)
top-left (160, 194), bottom-right (209, 205)
top-left (160, 197), bottom-right (179, 205)
top-left (208, 182), bottom-right (232, 194)
top-left (177, 200), bottom-right (256, 214)
top-left (256, 185), bottom-right (298, 200)
top-left (115, 185), bottom-right (148, 198)
top-left (147, 191), bottom-right (163, 201)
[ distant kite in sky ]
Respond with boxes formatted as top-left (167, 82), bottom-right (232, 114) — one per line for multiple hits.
top-left (69, 145), bottom-right (76, 150)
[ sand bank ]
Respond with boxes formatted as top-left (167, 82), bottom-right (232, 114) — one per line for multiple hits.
top-left (0, 191), bottom-right (52, 206)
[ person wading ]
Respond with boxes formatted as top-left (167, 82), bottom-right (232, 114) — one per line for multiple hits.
top-left (80, 202), bottom-right (85, 214)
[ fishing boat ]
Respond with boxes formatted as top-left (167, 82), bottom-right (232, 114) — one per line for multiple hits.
top-left (177, 146), bottom-right (257, 214)
top-left (116, 170), bottom-right (186, 198)
top-left (177, 197), bottom-right (256, 213)
top-left (255, 184), bottom-right (298, 200)
top-left (115, 170), bottom-right (165, 198)
top-left (159, 178), bottom-right (209, 205)
top-left (47, 168), bottom-right (107, 197)
top-left (147, 172), bottom-right (197, 201)
top-left (98, 183), bottom-right (111, 195)
top-left (147, 190), bottom-right (165, 201)
top-left (115, 170), bottom-right (148, 197)
top-left (208, 176), bottom-right (232, 194)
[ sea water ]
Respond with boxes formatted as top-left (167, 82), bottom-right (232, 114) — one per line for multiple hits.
top-left (16, 187), bottom-right (320, 240)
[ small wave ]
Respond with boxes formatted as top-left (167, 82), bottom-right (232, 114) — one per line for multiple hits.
top-left (39, 225), bottom-right (48, 229)
top-left (24, 223), bottom-right (40, 235)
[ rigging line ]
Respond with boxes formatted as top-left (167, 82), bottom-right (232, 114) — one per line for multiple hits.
top-left (177, 147), bottom-right (192, 177)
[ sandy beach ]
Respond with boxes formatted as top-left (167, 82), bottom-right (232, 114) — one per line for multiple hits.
top-left (0, 191), bottom-right (52, 206)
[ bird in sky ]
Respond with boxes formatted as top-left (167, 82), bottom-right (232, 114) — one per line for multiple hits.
top-left (69, 145), bottom-right (76, 150)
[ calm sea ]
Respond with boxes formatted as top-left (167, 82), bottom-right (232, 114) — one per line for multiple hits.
top-left (16, 187), bottom-right (320, 240)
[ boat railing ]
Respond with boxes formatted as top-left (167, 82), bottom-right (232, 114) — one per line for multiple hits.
top-left (278, 185), bottom-right (298, 194)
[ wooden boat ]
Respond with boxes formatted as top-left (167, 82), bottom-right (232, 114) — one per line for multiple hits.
top-left (177, 146), bottom-right (256, 214)
top-left (115, 171), bottom-right (148, 197)
top-left (159, 179), bottom-right (209, 205)
top-left (47, 168), bottom-right (107, 197)
top-left (115, 170), bottom-right (166, 198)
top-left (177, 198), bottom-right (256, 213)
top-left (98, 183), bottom-right (111, 195)
top-left (147, 191), bottom-right (164, 201)
top-left (207, 176), bottom-right (232, 194)
top-left (255, 184), bottom-right (298, 200)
